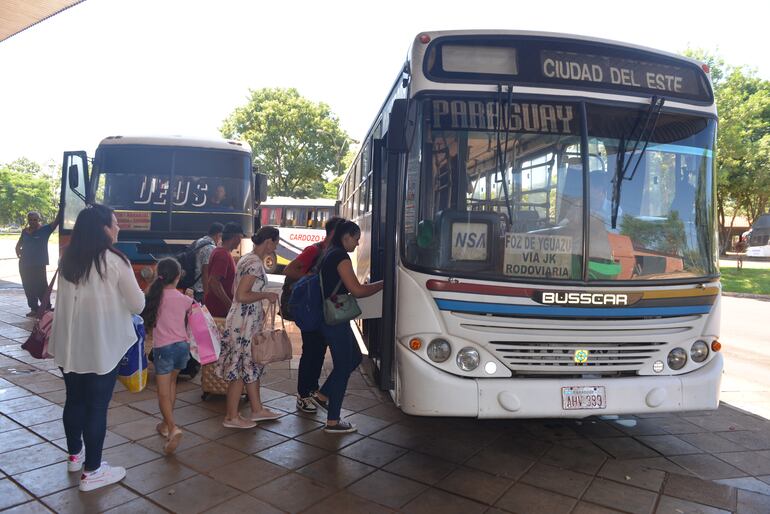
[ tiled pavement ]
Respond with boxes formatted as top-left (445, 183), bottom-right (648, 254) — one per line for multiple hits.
top-left (1, 287), bottom-right (770, 513)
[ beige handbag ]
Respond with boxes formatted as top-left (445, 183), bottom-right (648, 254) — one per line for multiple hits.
top-left (251, 302), bottom-right (292, 365)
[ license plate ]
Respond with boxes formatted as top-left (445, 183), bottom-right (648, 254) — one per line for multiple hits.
top-left (561, 386), bottom-right (606, 410)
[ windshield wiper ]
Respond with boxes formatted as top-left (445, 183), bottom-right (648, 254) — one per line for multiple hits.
top-left (610, 96), bottom-right (665, 229)
top-left (495, 84), bottom-right (515, 223)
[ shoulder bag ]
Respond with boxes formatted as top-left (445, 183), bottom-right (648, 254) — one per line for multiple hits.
top-left (251, 302), bottom-right (292, 364)
top-left (319, 256), bottom-right (361, 326)
top-left (21, 270), bottom-right (58, 360)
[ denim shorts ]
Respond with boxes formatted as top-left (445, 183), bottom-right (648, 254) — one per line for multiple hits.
top-left (153, 342), bottom-right (190, 375)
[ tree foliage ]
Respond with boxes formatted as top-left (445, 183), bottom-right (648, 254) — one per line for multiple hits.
top-left (0, 161), bottom-right (58, 226)
top-left (221, 88), bottom-right (352, 198)
top-left (684, 50), bottom-right (770, 252)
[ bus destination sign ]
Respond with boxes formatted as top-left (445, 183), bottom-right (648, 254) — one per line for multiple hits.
top-left (431, 99), bottom-right (577, 135)
top-left (540, 50), bottom-right (700, 97)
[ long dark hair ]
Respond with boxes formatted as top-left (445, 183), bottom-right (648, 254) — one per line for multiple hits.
top-left (251, 226), bottom-right (279, 245)
top-left (60, 204), bottom-right (129, 285)
top-left (330, 220), bottom-right (361, 248)
top-left (141, 257), bottom-right (181, 329)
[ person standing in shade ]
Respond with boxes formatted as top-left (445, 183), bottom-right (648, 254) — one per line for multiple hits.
top-left (204, 223), bottom-right (244, 317)
top-left (313, 221), bottom-right (383, 433)
top-left (49, 204), bottom-right (145, 491)
top-left (15, 210), bottom-right (62, 316)
top-left (282, 216), bottom-right (345, 413)
top-left (192, 222), bottom-right (223, 303)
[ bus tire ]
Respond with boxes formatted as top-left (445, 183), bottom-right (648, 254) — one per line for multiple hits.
top-left (264, 252), bottom-right (278, 274)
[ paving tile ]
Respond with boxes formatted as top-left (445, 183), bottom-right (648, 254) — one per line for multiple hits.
top-left (683, 416), bottom-right (746, 432)
top-left (296, 426), bottom-right (363, 451)
top-left (21, 379), bottom-right (65, 395)
top-left (204, 493), bottom-right (285, 514)
top-left (582, 478), bottom-right (657, 514)
top-left (303, 490), bottom-right (396, 514)
top-left (519, 463), bottom-right (593, 498)
top-left (628, 457), bottom-right (695, 476)
top-left (736, 489), bottom-right (770, 514)
top-left (714, 477), bottom-right (770, 496)
top-left (597, 459), bottom-right (666, 492)
top-left (121, 457), bottom-right (198, 494)
top-left (169, 404), bottom-right (220, 426)
top-left (0, 415), bottom-right (22, 432)
top-left (570, 501), bottom-right (626, 513)
top-left (0, 386), bottom-right (33, 402)
top-left (344, 412), bottom-right (393, 436)
top-left (7, 404), bottom-right (63, 426)
top-left (12, 461), bottom-right (80, 497)
top-left (715, 451), bottom-right (770, 475)
top-left (297, 454), bottom-right (375, 489)
top-left (719, 430), bottom-right (770, 451)
top-left (0, 442), bottom-right (67, 475)
top-left (0, 501), bottom-right (54, 514)
top-left (368, 422), bottom-right (426, 449)
top-left (38, 390), bottom-right (67, 405)
top-left (383, 451), bottom-right (457, 485)
top-left (465, 446), bottom-right (535, 480)
top-left (102, 442), bottom-right (162, 469)
top-left (51, 430), bottom-right (128, 454)
top-left (540, 443), bottom-right (608, 474)
top-left (40, 484), bottom-right (138, 514)
top-left (345, 469), bottom-right (427, 508)
top-left (436, 466), bottom-right (512, 505)
top-left (609, 418), bottom-right (669, 436)
top-left (147, 474), bottom-right (239, 514)
top-left (591, 437), bottom-right (660, 459)
top-left (359, 403), bottom-right (407, 424)
top-left (0, 428), bottom-right (45, 453)
top-left (183, 417), bottom-right (235, 440)
top-left (670, 453), bottom-right (748, 480)
top-left (103, 497), bottom-right (168, 513)
top-left (217, 426), bottom-right (288, 454)
top-left (249, 472), bottom-right (335, 512)
top-left (636, 435), bottom-right (702, 456)
top-left (174, 441), bottom-right (247, 473)
top-left (256, 439), bottom-right (329, 470)
top-left (495, 482), bottom-right (576, 514)
top-left (110, 416), bottom-right (168, 441)
top-left (136, 429), bottom-right (208, 455)
top-left (0, 478), bottom-right (33, 510)
top-left (339, 437), bottom-right (408, 468)
top-left (27, 419), bottom-right (66, 441)
top-left (571, 419), bottom-right (626, 438)
top-left (0, 396), bottom-right (53, 415)
top-left (655, 495), bottom-right (731, 514)
top-left (209, 455), bottom-right (289, 491)
top-left (402, 487), bottom-right (487, 514)
top-left (677, 432), bottom-right (747, 453)
top-left (259, 413), bottom-right (323, 438)
top-left (106, 406), bottom-right (147, 427)
top-left (663, 473), bottom-right (737, 511)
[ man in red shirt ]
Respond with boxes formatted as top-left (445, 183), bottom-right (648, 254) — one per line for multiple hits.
top-left (204, 223), bottom-right (244, 317)
top-left (283, 216), bottom-right (345, 412)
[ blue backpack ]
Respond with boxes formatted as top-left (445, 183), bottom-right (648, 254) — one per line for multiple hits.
top-left (288, 272), bottom-right (323, 332)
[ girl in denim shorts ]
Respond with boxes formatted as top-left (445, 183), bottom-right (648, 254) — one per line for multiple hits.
top-left (141, 258), bottom-right (194, 454)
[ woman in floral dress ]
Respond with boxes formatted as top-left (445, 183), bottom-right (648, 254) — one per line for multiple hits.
top-left (216, 226), bottom-right (282, 429)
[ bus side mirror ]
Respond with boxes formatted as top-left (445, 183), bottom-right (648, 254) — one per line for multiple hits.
top-left (386, 99), bottom-right (408, 153)
top-left (68, 164), bottom-right (80, 189)
top-left (254, 172), bottom-right (268, 204)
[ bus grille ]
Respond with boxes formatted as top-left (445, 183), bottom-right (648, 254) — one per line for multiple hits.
top-left (488, 341), bottom-right (666, 372)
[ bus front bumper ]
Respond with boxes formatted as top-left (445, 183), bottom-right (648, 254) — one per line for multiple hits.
top-left (396, 344), bottom-right (723, 419)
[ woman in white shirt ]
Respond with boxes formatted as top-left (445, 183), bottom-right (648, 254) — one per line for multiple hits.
top-left (49, 204), bottom-right (144, 492)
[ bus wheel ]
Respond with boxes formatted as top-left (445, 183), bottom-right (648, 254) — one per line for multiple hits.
top-left (264, 252), bottom-right (278, 274)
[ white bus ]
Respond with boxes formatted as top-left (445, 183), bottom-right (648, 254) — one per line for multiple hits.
top-left (258, 197), bottom-right (337, 272)
top-left (341, 30), bottom-right (721, 418)
top-left (746, 214), bottom-right (770, 258)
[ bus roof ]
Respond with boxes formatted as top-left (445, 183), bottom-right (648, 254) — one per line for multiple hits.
top-left (262, 197), bottom-right (337, 207)
top-left (97, 135), bottom-right (251, 153)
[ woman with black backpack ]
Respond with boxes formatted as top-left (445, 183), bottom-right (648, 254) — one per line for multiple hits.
top-left (312, 221), bottom-right (383, 433)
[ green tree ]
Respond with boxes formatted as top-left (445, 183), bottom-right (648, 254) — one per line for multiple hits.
top-left (0, 163), bottom-right (58, 226)
top-left (684, 50), bottom-right (770, 252)
top-left (7, 157), bottom-right (42, 175)
top-left (221, 88), bottom-right (352, 198)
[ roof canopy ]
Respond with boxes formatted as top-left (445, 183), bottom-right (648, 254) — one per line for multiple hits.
top-left (0, 0), bottom-right (83, 43)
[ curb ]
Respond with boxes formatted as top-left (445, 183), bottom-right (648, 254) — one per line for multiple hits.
top-left (722, 291), bottom-right (770, 301)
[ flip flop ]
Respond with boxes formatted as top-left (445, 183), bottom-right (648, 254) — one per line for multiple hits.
top-left (156, 422), bottom-right (169, 438)
top-left (222, 416), bottom-right (257, 429)
top-left (163, 428), bottom-right (183, 455)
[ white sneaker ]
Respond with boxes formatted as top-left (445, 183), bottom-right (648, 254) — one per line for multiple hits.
top-left (79, 462), bottom-right (126, 492)
top-left (67, 447), bottom-right (85, 472)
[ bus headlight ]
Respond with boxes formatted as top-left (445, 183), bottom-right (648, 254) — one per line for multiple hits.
top-left (456, 347), bottom-right (480, 371)
top-left (667, 348), bottom-right (687, 370)
top-left (690, 341), bottom-right (709, 363)
top-left (427, 339), bottom-right (451, 363)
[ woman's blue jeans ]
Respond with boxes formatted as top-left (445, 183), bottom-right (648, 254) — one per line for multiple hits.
top-left (319, 321), bottom-right (362, 421)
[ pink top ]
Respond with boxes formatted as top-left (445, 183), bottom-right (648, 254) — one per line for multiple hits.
top-left (153, 288), bottom-right (194, 348)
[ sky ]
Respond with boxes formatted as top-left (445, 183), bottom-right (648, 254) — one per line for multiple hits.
top-left (1, 0), bottom-right (768, 170)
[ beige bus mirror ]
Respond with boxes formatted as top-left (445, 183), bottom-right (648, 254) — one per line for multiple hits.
top-left (386, 99), bottom-right (409, 153)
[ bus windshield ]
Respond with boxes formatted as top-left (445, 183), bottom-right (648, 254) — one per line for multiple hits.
top-left (403, 96), bottom-right (717, 283)
top-left (93, 146), bottom-right (252, 213)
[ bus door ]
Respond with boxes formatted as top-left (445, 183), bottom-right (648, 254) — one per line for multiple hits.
top-left (365, 135), bottom-right (398, 390)
top-left (59, 151), bottom-right (90, 244)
